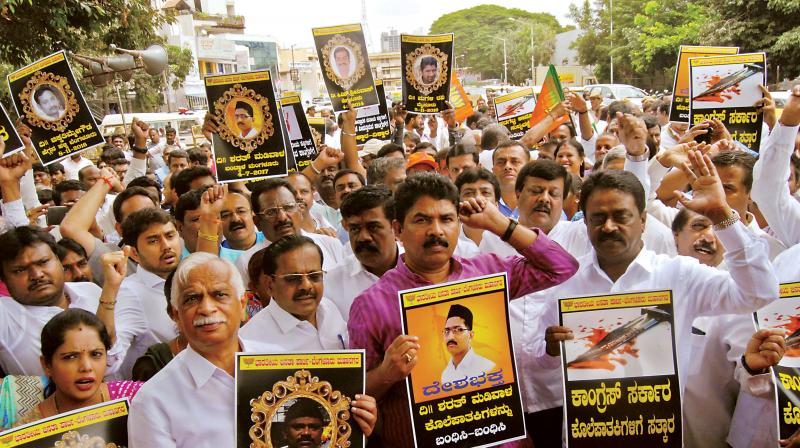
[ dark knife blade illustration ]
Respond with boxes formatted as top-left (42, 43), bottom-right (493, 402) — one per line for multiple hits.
top-left (567, 306), bottom-right (671, 367)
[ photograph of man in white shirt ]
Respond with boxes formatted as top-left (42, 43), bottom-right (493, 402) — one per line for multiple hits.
top-left (234, 101), bottom-right (258, 140)
top-left (441, 304), bottom-right (495, 384)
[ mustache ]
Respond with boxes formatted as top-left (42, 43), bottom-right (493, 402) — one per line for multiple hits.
top-left (355, 241), bottom-right (379, 254)
top-left (533, 203), bottom-right (551, 214)
top-left (228, 221), bottom-right (246, 232)
top-left (293, 290), bottom-right (317, 301)
top-left (28, 279), bottom-right (52, 291)
top-left (598, 232), bottom-right (625, 243)
top-left (423, 236), bottom-right (449, 249)
top-left (693, 240), bottom-right (717, 254)
top-left (193, 316), bottom-right (226, 327)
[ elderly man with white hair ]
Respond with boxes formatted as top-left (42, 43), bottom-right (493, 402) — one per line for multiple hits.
top-left (128, 253), bottom-right (377, 447)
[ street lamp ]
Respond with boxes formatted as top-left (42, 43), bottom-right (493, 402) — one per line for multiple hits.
top-left (491, 36), bottom-right (508, 85)
top-left (508, 17), bottom-right (536, 85)
top-left (610, 0), bottom-right (614, 83)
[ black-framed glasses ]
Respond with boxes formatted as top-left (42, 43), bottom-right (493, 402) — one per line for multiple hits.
top-left (257, 202), bottom-right (298, 219)
top-left (443, 327), bottom-right (469, 336)
top-left (270, 270), bottom-right (325, 285)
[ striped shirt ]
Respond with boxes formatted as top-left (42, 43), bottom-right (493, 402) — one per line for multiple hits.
top-left (347, 230), bottom-right (578, 448)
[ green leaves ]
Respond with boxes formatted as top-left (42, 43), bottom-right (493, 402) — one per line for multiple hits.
top-left (429, 5), bottom-right (564, 84)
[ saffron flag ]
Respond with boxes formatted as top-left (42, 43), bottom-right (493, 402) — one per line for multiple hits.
top-left (529, 64), bottom-right (569, 134)
top-left (448, 72), bottom-right (473, 123)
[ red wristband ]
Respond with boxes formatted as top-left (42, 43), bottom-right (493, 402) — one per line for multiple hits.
top-left (101, 176), bottom-right (114, 189)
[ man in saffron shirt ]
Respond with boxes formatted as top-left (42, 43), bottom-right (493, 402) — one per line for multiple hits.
top-left (348, 173), bottom-right (578, 447)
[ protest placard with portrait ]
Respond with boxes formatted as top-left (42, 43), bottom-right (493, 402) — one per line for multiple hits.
top-left (313, 24), bottom-right (378, 112)
top-left (401, 34), bottom-right (454, 114)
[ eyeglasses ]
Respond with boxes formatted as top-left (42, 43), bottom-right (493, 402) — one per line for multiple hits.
top-left (443, 327), bottom-right (469, 336)
top-left (257, 203), bottom-right (298, 219)
top-left (271, 271), bottom-right (325, 285)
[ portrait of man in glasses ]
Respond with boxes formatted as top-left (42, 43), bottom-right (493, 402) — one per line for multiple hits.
top-left (441, 303), bottom-right (495, 384)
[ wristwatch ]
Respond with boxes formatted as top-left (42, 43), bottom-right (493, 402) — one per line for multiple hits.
top-left (131, 145), bottom-right (148, 154)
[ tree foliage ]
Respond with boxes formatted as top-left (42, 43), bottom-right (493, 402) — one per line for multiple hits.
top-left (0, 0), bottom-right (190, 112)
top-left (430, 5), bottom-right (564, 84)
top-left (569, 0), bottom-right (800, 89)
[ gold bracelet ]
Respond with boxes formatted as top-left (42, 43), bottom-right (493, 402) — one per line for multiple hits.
top-left (310, 161), bottom-right (322, 175)
top-left (99, 299), bottom-right (116, 309)
top-left (198, 231), bottom-right (219, 242)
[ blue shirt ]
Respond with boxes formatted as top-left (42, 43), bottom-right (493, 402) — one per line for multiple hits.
top-left (498, 198), bottom-right (519, 220)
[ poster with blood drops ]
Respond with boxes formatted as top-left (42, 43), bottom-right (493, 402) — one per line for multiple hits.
top-left (688, 52), bottom-right (766, 152)
top-left (754, 282), bottom-right (800, 441)
top-left (559, 290), bottom-right (682, 448)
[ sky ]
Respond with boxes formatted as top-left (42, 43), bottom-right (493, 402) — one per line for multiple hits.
top-left (235, 0), bottom-right (579, 50)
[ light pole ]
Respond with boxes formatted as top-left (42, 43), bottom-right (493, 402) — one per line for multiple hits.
top-left (509, 18), bottom-right (536, 85)
top-left (609, 0), bottom-right (614, 83)
top-left (492, 36), bottom-right (507, 85)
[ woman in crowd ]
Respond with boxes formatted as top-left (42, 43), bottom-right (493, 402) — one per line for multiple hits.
top-left (16, 309), bottom-right (142, 425)
top-left (554, 138), bottom-right (587, 179)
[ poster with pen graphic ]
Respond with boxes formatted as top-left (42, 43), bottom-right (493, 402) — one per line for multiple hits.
top-left (754, 282), bottom-right (800, 441)
top-left (689, 52), bottom-right (766, 151)
top-left (559, 290), bottom-right (681, 447)
top-left (669, 45), bottom-right (739, 123)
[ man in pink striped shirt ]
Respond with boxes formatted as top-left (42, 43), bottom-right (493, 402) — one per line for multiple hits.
top-left (348, 172), bottom-right (578, 447)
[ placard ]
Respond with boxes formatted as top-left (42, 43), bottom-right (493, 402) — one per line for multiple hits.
top-left (355, 79), bottom-right (391, 144)
top-left (668, 45), bottom-right (739, 123)
top-left (754, 282), bottom-right (800, 441)
top-left (312, 24), bottom-right (378, 111)
top-left (235, 351), bottom-right (366, 448)
top-left (401, 34), bottom-right (454, 114)
top-left (6, 51), bottom-right (104, 165)
top-left (280, 93), bottom-right (318, 171)
top-left (528, 64), bottom-right (570, 135)
top-left (559, 290), bottom-right (681, 447)
top-left (0, 399), bottom-right (130, 447)
top-left (494, 87), bottom-right (536, 140)
top-left (689, 52), bottom-right (766, 151)
top-left (449, 73), bottom-right (474, 123)
top-left (204, 70), bottom-right (288, 182)
top-left (0, 103), bottom-right (24, 156)
top-left (399, 273), bottom-right (526, 447)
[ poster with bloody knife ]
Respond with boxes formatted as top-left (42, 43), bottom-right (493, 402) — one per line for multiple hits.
top-left (559, 290), bottom-right (681, 447)
top-left (688, 52), bottom-right (766, 151)
top-left (754, 282), bottom-right (800, 441)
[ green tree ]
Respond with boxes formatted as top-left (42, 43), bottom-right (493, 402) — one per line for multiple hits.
top-left (0, 0), bottom-right (186, 112)
top-left (429, 5), bottom-right (564, 84)
top-left (705, 0), bottom-right (800, 82)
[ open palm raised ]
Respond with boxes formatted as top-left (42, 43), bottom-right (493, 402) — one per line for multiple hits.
top-left (674, 149), bottom-right (733, 225)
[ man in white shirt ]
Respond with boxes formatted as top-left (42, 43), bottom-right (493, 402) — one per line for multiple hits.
top-left (324, 186), bottom-right (400, 320)
top-left (477, 123), bottom-right (510, 170)
top-left (106, 208), bottom-right (181, 378)
top-left (0, 226), bottom-right (101, 375)
top-left (235, 178), bottom-right (344, 284)
top-left (531, 162), bottom-right (778, 441)
top-left (128, 252), bottom-right (377, 447)
top-left (240, 235), bottom-right (346, 349)
top-left (751, 85), bottom-right (800, 247)
top-left (61, 152), bottom-right (94, 180)
top-left (491, 140), bottom-right (529, 219)
top-left (440, 304), bottom-right (495, 384)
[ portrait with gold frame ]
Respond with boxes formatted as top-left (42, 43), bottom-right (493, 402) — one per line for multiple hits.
top-left (404, 44), bottom-right (449, 96)
top-left (320, 34), bottom-right (366, 91)
top-left (248, 370), bottom-right (352, 448)
top-left (211, 83), bottom-right (274, 153)
top-left (236, 351), bottom-right (365, 448)
top-left (18, 71), bottom-right (79, 132)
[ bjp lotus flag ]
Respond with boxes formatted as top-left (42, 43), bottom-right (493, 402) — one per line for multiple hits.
top-left (449, 72), bottom-right (473, 123)
top-left (529, 64), bottom-right (569, 134)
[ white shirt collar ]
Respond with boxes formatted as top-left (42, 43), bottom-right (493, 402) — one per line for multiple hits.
top-left (183, 338), bottom-right (256, 388)
top-left (587, 245), bottom-right (656, 281)
top-left (132, 267), bottom-right (166, 288)
top-left (265, 299), bottom-right (318, 334)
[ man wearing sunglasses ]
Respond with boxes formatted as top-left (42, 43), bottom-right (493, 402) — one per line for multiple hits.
top-left (235, 178), bottom-right (344, 285)
top-left (240, 234), bottom-right (347, 350)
